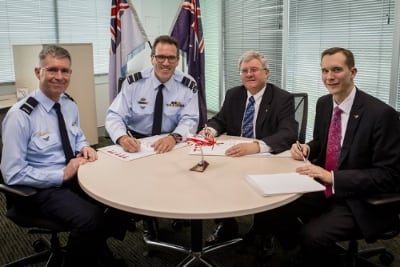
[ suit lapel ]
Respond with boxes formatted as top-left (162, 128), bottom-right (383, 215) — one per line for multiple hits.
top-left (255, 84), bottom-right (272, 135)
top-left (338, 90), bottom-right (363, 167)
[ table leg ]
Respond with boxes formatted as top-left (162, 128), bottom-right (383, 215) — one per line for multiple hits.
top-left (144, 219), bottom-right (242, 267)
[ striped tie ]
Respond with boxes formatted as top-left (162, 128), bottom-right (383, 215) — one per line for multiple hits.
top-left (241, 96), bottom-right (255, 138)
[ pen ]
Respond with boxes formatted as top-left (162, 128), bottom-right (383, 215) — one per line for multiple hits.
top-left (296, 140), bottom-right (307, 163)
top-left (127, 130), bottom-right (140, 145)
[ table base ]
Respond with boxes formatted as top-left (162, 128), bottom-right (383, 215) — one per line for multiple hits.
top-left (143, 220), bottom-right (242, 267)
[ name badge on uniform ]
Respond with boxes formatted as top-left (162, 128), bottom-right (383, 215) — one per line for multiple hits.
top-left (167, 101), bottom-right (185, 107)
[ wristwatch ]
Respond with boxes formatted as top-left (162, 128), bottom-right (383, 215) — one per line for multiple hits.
top-left (168, 133), bottom-right (182, 144)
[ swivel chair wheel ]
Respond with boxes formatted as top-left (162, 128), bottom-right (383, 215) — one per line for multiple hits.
top-left (379, 251), bottom-right (394, 266)
top-left (33, 239), bottom-right (48, 252)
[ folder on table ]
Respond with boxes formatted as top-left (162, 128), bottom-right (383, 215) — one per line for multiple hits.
top-left (245, 172), bottom-right (325, 196)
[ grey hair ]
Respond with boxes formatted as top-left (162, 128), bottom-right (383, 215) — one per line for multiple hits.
top-left (238, 50), bottom-right (269, 70)
top-left (39, 45), bottom-right (71, 66)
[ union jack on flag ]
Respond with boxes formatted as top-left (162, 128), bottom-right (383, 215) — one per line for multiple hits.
top-left (109, 0), bottom-right (148, 102)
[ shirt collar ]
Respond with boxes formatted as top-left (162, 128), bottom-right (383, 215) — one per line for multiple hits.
top-left (247, 85), bottom-right (266, 102)
top-left (333, 86), bottom-right (356, 114)
top-left (33, 88), bottom-right (59, 112)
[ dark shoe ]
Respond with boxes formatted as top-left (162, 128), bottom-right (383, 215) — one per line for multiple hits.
top-left (205, 219), bottom-right (239, 245)
top-left (242, 227), bottom-right (275, 262)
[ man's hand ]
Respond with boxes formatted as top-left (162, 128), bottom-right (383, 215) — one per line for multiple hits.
top-left (63, 157), bottom-right (88, 182)
top-left (198, 127), bottom-right (215, 138)
top-left (77, 146), bottom-right (98, 162)
top-left (290, 142), bottom-right (309, 161)
top-left (296, 163), bottom-right (333, 184)
top-left (151, 135), bottom-right (176, 153)
top-left (225, 142), bottom-right (260, 157)
top-left (118, 135), bottom-right (141, 153)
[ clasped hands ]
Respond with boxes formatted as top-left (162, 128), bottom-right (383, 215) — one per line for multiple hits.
top-left (119, 134), bottom-right (176, 154)
top-left (290, 142), bottom-right (333, 185)
top-left (64, 146), bottom-right (97, 182)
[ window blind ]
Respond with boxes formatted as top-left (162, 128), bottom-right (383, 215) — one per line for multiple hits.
top-left (223, 0), bottom-right (283, 93)
top-left (0, 0), bottom-right (109, 83)
top-left (286, 0), bottom-right (396, 141)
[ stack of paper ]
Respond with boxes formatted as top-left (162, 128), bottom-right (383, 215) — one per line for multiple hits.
top-left (245, 172), bottom-right (325, 196)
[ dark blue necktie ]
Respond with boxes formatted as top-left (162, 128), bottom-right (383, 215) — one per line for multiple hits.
top-left (54, 102), bottom-right (74, 164)
top-left (152, 84), bottom-right (165, 135)
top-left (241, 96), bottom-right (255, 138)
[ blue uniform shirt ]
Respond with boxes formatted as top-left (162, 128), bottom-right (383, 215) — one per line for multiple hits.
top-left (0, 89), bottom-right (89, 188)
top-left (105, 67), bottom-right (199, 143)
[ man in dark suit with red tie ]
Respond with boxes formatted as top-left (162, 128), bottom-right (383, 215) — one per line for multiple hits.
top-left (199, 50), bottom-right (298, 254)
top-left (254, 47), bottom-right (400, 267)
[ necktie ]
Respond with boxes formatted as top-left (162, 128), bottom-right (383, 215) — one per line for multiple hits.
top-left (54, 102), bottom-right (74, 164)
top-left (324, 106), bottom-right (342, 198)
top-left (152, 84), bottom-right (165, 135)
top-left (241, 96), bottom-right (255, 138)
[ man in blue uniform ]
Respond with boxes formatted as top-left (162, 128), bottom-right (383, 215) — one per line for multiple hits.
top-left (105, 35), bottom-right (199, 153)
top-left (1, 45), bottom-right (127, 267)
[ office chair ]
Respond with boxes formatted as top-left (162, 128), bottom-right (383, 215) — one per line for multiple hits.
top-left (0, 149), bottom-right (69, 267)
top-left (291, 93), bottom-right (308, 143)
top-left (338, 112), bottom-right (400, 267)
top-left (336, 193), bottom-right (400, 267)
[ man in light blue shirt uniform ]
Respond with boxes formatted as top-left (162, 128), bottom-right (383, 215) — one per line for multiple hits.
top-left (106, 35), bottom-right (199, 154)
top-left (1, 45), bottom-right (128, 267)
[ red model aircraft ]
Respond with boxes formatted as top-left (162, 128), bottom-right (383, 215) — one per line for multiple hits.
top-left (186, 135), bottom-right (217, 146)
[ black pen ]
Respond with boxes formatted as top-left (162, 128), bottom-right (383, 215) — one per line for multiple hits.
top-left (296, 140), bottom-right (307, 163)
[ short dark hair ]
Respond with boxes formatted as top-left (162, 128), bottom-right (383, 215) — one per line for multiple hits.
top-left (151, 35), bottom-right (179, 57)
top-left (321, 47), bottom-right (355, 69)
top-left (39, 45), bottom-right (71, 66)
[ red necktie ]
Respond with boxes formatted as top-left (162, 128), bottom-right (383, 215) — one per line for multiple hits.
top-left (324, 106), bottom-right (342, 198)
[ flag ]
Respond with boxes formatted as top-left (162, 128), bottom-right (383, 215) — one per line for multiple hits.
top-left (109, 0), bottom-right (149, 103)
top-left (170, 0), bottom-right (207, 130)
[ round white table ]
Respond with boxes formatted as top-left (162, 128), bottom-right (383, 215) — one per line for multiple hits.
top-left (78, 136), bottom-right (303, 266)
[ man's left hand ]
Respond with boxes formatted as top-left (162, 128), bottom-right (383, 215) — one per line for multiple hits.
top-left (296, 163), bottom-right (332, 184)
top-left (151, 135), bottom-right (176, 153)
top-left (77, 146), bottom-right (98, 162)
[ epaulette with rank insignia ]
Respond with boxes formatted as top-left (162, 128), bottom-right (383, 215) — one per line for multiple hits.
top-left (63, 93), bottom-right (75, 102)
top-left (127, 72), bottom-right (143, 84)
top-left (20, 97), bottom-right (38, 115)
top-left (181, 76), bottom-right (198, 93)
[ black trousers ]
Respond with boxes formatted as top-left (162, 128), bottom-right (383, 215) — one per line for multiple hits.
top-left (26, 178), bottom-right (130, 266)
top-left (253, 191), bottom-right (362, 267)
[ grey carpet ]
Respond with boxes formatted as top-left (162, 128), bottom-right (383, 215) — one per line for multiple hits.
top-left (0, 136), bottom-right (399, 266)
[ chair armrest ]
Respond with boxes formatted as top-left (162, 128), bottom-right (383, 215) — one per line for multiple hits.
top-left (366, 193), bottom-right (400, 206)
top-left (0, 183), bottom-right (38, 197)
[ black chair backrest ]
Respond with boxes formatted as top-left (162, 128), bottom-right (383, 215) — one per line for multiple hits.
top-left (291, 93), bottom-right (308, 143)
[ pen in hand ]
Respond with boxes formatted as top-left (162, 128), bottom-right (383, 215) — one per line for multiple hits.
top-left (296, 140), bottom-right (307, 163)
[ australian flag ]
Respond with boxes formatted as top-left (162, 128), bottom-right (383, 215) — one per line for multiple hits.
top-left (171, 0), bottom-right (207, 131)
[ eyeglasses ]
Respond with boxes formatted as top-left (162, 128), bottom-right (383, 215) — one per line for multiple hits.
top-left (239, 67), bottom-right (265, 76)
top-left (41, 67), bottom-right (72, 77)
top-left (153, 55), bottom-right (179, 63)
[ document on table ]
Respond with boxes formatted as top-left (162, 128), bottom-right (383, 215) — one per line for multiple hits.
top-left (245, 172), bottom-right (325, 196)
top-left (98, 135), bottom-right (187, 161)
top-left (188, 139), bottom-right (291, 157)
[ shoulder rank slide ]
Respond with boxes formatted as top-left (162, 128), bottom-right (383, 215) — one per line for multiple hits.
top-left (127, 72), bottom-right (143, 84)
top-left (20, 96), bottom-right (38, 115)
top-left (63, 92), bottom-right (75, 102)
top-left (181, 76), bottom-right (198, 93)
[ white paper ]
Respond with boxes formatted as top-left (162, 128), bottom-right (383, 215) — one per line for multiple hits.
top-left (245, 172), bottom-right (325, 196)
top-left (98, 135), bottom-right (187, 161)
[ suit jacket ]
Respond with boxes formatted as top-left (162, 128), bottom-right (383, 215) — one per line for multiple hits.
top-left (308, 88), bottom-right (400, 239)
top-left (207, 83), bottom-right (298, 154)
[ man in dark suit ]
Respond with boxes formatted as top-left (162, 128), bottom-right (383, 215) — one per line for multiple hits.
top-left (254, 47), bottom-right (400, 267)
top-left (200, 50), bottom-right (298, 250)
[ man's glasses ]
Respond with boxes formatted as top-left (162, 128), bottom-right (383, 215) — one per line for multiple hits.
top-left (41, 67), bottom-right (72, 77)
top-left (153, 55), bottom-right (179, 63)
top-left (239, 67), bottom-right (265, 76)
